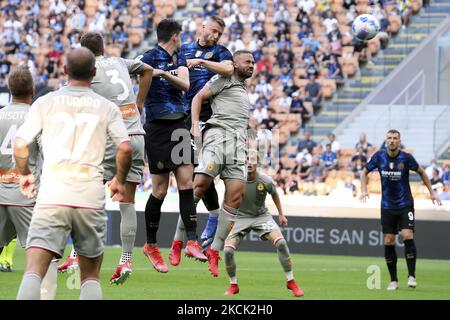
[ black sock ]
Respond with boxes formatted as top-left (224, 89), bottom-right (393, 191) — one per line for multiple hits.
top-left (404, 239), bottom-right (417, 278)
top-left (385, 245), bottom-right (398, 282)
top-left (179, 189), bottom-right (197, 241)
top-left (202, 183), bottom-right (219, 212)
top-left (145, 194), bottom-right (164, 244)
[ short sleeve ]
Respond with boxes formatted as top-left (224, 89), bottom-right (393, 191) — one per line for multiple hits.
top-left (107, 104), bottom-right (130, 146)
top-left (207, 75), bottom-right (227, 95)
top-left (407, 154), bottom-right (419, 172)
top-left (123, 58), bottom-right (145, 75)
top-left (137, 52), bottom-right (154, 68)
top-left (177, 49), bottom-right (187, 68)
top-left (365, 152), bottom-right (379, 172)
top-left (218, 46), bottom-right (233, 62)
top-left (15, 99), bottom-right (44, 144)
top-left (266, 178), bottom-right (277, 195)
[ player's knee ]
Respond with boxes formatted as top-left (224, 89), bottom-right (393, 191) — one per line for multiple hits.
top-left (384, 236), bottom-right (395, 246)
top-left (223, 245), bottom-right (235, 260)
top-left (177, 179), bottom-right (193, 190)
top-left (274, 238), bottom-right (288, 252)
top-left (152, 189), bottom-right (167, 200)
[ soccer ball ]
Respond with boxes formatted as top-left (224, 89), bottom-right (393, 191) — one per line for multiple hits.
top-left (352, 14), bottom-right (380, 41)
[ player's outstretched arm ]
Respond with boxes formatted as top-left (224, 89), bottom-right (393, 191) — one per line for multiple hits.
top-left (191, 84), bottom-right (213, 137)
top-left (359, 167), bottom-right (370, 203)
top-left (136, 64), bottom-right (153, 114)
top-left (154, 66), bottom-right (190, 92)
top-left (416, 166), bottom-right (442, 205)
top-left (188, 59), bottom-right (234, 77)
top-left (271, 191), bottom-right (288, 227)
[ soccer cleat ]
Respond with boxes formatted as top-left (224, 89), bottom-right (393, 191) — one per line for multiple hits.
top-left (143, 243), bottom-right (168, 273)
top-left (224, 283), bottom-right (239, 295)
top-left (407, 276), bottom-right (417, 288)
top-left (287, 280), bottom-right (304, 297)
top-left (169, 240), bottom-right (183, 266)
top-left (57, 256), bottom-right (79, 273)
top-left (386, 281), bottom-right (399, 291)
top-left (201, 216), bottom-right (218, 241)
top-left (0, 263), bottom-right (13, 272)
top-left (185, 240), bottom-right (207, 262)
top-left (206, 247), bottom-right (220, 277)
top-left (110, 261), bottom-right (132, 285)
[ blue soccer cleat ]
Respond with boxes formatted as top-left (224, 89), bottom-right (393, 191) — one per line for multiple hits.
top-left (201, 215), bottom-right (218, 247)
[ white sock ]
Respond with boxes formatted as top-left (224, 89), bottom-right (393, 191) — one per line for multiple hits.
top-left (209, 208), bottom-right (220, 218)
top-left (229, 276), bottom-right (238, 284)
top-left (70, 247), bottom-right (77, 258)
top-left (80, 279), bottom-right (102, 300)
top-left (41, 261), bottom-right (58, 300)
top-left (286, 271), bottom-right (294, 282)
top-left (120, 252), bottom-right (132, 263)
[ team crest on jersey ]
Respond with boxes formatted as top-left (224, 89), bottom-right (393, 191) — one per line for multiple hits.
top-left (207, 163), bottom-right (215, 171)
top-left (398, 162), bottom-right (404, 170)
top-left (157, 161), bottom-right (164, 170)
top-left (389, 162), bottom-right (394, 170)
top-left (204, 51), bottom-right (214, 59)
top-left (195, 50), bottom-right (202, 58)
top-left (172, 54), bottom-right (178, 65)
top-left (257, 182), bottom-right (265, 191)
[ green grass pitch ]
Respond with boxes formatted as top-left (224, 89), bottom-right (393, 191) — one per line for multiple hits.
top-left (1, 246), bottom-right (449, 300)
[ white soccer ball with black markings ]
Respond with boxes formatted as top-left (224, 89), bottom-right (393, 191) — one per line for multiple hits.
top-left (352, 14), bottom-right (380, 41)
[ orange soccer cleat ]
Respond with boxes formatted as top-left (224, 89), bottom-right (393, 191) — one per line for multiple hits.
top-left (143, 243), bottom-right (168, 273)
top-left (169, 240), bottom-right (183, 266)
top-left (287, 279), bottom-right (304, 297)
top-left (57, 256), bottom-right (78, 273)
top-left (110, 261), bottom-right (132, 285)
top-left (184, 240), bottom-right (207, 262)
top-left (206, 247), bottom-right (220, 277)
top-left (224, 283), bottom-right (239, 296)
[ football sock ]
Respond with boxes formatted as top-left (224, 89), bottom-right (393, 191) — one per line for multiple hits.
top-left (211, 205), bottom-right (237, 251)
top-left (224, 245), bottom-right (236, 281)
top-left (173, 216), bottom-right (187, 242)
top-left (404, 239), bottom-right (417, 278)
top-left (119, 203), bottom-right (137, 253)
top-left (178, 189), bottom-right (197, 241)
top-left (80, 279), bottom-right (102, 300)
top-left (41, 261), bottom-right (58, 300)
top-left (145, 194), bottom-right (164, 244)
top-left (17, 272), bottom-right (41, 300)
top-left (120, 252), bottom-right (132, 264)
top-left (70, 247), bottom-right (77, 259)
top-left (385, 245), bottom-right (398, 282)
top-left (275, 238), bottom-right (293, 275)
top-left (4, 238), bottom-right (16, 267)
top-left (202, 183), bottom-right (220, 213)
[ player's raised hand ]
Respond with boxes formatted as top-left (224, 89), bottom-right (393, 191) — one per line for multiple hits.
top-left (431, 192), bottom-right (442, 206)
top-left (19, 174), bottom-right (37, 198)
top-left (187, 59), bottom-right (202, 69)
top-left (279, 215), bottom-right (288, 227)
top-left (109, 177), bottom-right (126, 202)
top-left (359, 191), bottom-right (369, 203)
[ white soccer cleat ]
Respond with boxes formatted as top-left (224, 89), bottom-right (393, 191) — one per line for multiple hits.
top-left (407, 276), bottom-right (417, 288)
top-left (387, 281), bottom-right (399, 291)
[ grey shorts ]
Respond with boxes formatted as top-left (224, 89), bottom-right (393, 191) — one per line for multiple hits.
top-left (227, 214), bottom-right (281, 241)
top-left (194, 127), bottom-right (247, 181)
top-left (26, 205), bottom-right (107, 259)
top-left (104, 134), bottom-right (145, 184)
top-left (0, 205), bottom-right (33, 247)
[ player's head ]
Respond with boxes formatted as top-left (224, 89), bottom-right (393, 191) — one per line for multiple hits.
top-left (247, 149), bottom-right (259, 175)
top-left (8, 65), bottom-right (34, 102)
top-left (201, 16), bottom-right (226, 46)
top-left (64, 47), bottom-right (96, 82)
top-left (157, 19), bottom-right (182, 49)
top-left (386, 129), bottom-right (401, 152)
top-left (80, 32), bottom-right (104, 56)
top-left (232, 50), bottom-right (254, 79)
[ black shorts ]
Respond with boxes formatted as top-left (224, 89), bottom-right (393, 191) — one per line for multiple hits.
top-left (381, 206), bottom-right (415, 234)
top-left (354, 41), bottom-right (367, 53)
top-left (185, 103), bottom-right (213, 129)
top-left (144, 117), bottom-right (193, 174)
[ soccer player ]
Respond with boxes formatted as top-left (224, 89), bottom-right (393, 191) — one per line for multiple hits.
top-left (58, 32), bottom-right (153, 285)
top-left (170, 15), bottom-right (234, 265)
top-left (0, 66), bottom-right (58, 299)
top-left (138, 19), bottom-right (206, 273)
top-left (188, 50), bottom-right (255, 277)
top-left (15, 48), bottom-right (132, 300)
top-left (222, 156), bottom-right (304, 297)
top-left (360, 129), bottom-right (442, 290)
top-left (0, 239), bottom-right (16, 272)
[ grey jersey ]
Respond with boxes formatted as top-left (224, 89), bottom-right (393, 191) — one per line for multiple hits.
top-left (91, 56), bottom-right (145, 134)
top-left (0, 103), bottom-right (42, 206)
top-left (206, 75), bottom-right (251, 133)
top-left (238, 172), bottom-right (277, 217)
top-left (15, 86), bottom-right (130, 209)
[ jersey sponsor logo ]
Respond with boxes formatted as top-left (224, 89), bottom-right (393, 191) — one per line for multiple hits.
top-left (195, 50), bottom-right (202, 58)
top-left (50, 164), bottom-right (91, 180)
top-left (119, 104), bottom-right (138, 118)
top-left (0, 169), bottom-right (19, 183)
top-left (204, 52), bottom-right (213, 59)
top-left (381, 170), bottom-right (402, 181)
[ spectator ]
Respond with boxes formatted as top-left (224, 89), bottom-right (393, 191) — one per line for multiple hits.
top-left (290, 93), bottom-right (304, 113)
top-left (277, 91), bottom-right (292, 113)
top-left (325, 55), bottom-right (344, 81)
top-left (430, 168), bottom-right (443, 187)
top-left (349, 158), bottom-right (364, 180)
top-left (302, 34), bottom-right (321, 54)
top-left (305, 75), bottom-right (322, 112)
top-left (89, 12), bottom-right (106, 33)
top-left (344, 176), bottom-right (357, 197)
top-left (297, 0), bottom-right (316, 15)
top-left (351, 146), bottom-right (367, 166)
top-left (327, 132), bottom-right (341, 156)
top-left (284, 78), bottom-right (299, 97)
top-left (425, 159), bottom-right (443, 180)
top-left (297, 131), bottom-right (317, 153)
top-left (256, 74), bottom-right (272, 98)
top-left (355, 132), bottom-right (373, 154)
top-left (248, 84), bottom-right (258, 105)
top-left (308, 156), bottom-right (326, 182)
top-left (288, 173), bottom-right (300, 194)
top-left (321, 143), bottom-right (338, 170)
top-left (279, 66), bottom-right (292, 86)
top-left (434, 182), bottom-right (450, 201)
top-left (295, 148), bottom-right (312, 168)
top-left (261, 109), bottom-right (279, 131)
top-left (442, 164), bottom-right (450, 185)
top-left (253, 102), bottom-right (268, 124)
top-left (297, 156), bottom-right (312, 180)
top-left (323, 10), bottom-right (338, 34)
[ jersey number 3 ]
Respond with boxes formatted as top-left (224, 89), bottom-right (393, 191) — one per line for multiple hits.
top-left (106, 69), bottom-right (129, 102)
top-left (52, 112), bottom-right (99, 160)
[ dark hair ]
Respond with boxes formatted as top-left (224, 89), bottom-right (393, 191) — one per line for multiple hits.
top-left (8, 66), bottom-right (33, 98)
top-left (80, 32), bottom-right (104, 55)
top-left (387, 129), bottom-right (401, 137)
top-left (233, 50), bottom-right (253, 60)
top-left (66, 48), bottom-right (96, 81)
top-left (208, 16), bottom-right (225, 29)
top-left (157, 19), bottom-right (182, 43)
